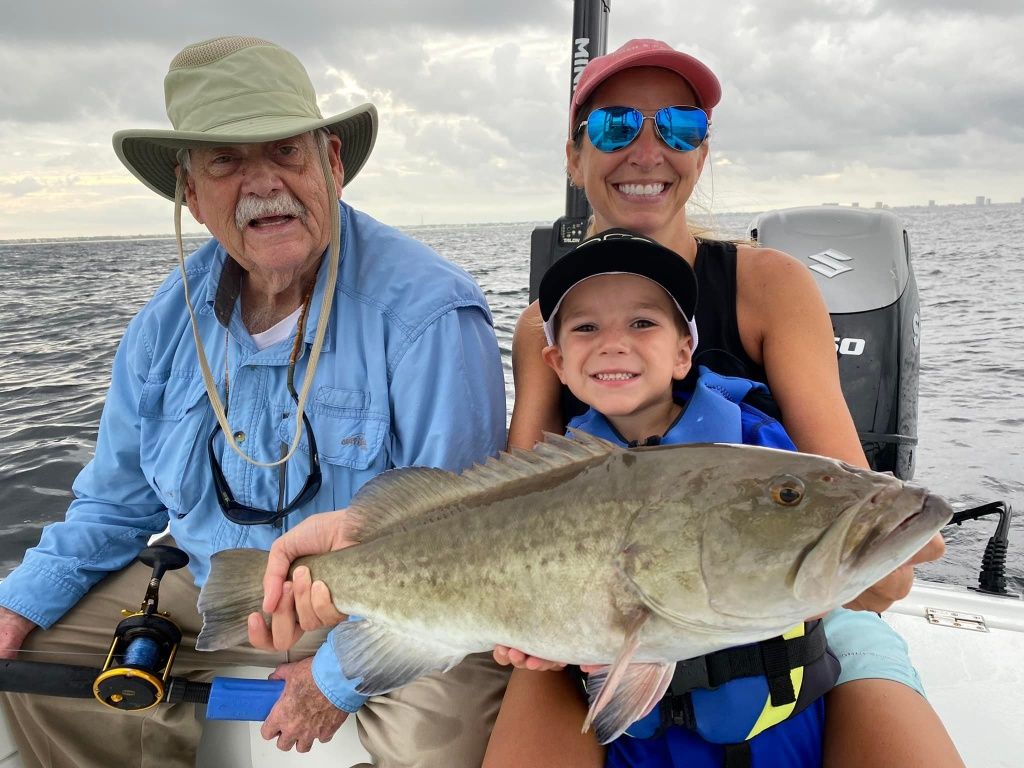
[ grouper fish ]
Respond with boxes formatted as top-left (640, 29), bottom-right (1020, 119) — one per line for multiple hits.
top-left (197, 432), bottom-right (951, 743)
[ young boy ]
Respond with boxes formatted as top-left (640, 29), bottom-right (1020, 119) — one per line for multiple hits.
top-left (536, 229), bottom-right (924, 768)
top-left (539, 228), bottom-right (795, 453)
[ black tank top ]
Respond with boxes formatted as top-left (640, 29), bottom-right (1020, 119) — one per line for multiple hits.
top-left (684, 239), bottom-right (767, 387)
top-left (559, 238), bottom-right (779, 422)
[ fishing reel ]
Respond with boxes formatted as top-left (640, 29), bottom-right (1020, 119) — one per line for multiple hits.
top-left (93, 545), bottom-right (190, 711)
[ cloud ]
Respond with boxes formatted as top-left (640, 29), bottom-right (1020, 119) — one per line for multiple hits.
top-left (0, 177), bottom-right (45, 197)
top-left (1, 0), bottom-right (1023, 238)
top-left (0, 1), bottom-right (563, 45)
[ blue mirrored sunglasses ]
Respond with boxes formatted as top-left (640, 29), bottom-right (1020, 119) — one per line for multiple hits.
top-left (578, 105), bottom-right (709, 153)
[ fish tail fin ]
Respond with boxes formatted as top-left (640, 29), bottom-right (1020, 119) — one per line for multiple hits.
top-left (196, 549), bottom-right (269, 651)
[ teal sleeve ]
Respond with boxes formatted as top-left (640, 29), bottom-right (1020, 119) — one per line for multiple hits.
top-left (823, 608), bottom-right (925, 697)
top-left (311, 619), bottom-right (369, 713)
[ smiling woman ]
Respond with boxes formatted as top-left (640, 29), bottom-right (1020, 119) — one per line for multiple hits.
top-left (567, 67), bottom-right (711, 252)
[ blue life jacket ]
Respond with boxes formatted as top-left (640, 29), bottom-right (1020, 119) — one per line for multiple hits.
top-left (568, 367), bottom-right (796, 452)
top-left (567, 367), bottom-right (839, 768)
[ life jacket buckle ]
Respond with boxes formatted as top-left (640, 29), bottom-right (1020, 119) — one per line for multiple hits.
top-left (660, 689), bottom-right (696, 730)
top-left (671, 656), bottom-right (711, 691)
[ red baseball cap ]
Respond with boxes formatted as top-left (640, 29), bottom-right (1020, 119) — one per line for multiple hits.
top-left (569, 39), bottom-right (722, 134)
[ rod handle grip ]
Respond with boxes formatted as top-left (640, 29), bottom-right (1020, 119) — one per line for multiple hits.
top-left (205, 677), bottom-right (286, 720)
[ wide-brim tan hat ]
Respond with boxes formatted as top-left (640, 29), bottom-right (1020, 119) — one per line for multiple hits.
top-left (113, 36), bottom-right (378, 200)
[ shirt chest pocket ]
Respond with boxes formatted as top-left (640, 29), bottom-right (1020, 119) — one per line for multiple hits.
top-left (138, 374), bottom-right (211, 515)
top-left (275, 387), bottom-right (389, 499)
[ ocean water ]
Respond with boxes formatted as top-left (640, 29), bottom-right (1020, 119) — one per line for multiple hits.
top-left (0, 205), bottom-right (1021, 593)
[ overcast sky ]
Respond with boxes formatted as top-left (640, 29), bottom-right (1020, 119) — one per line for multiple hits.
top-left (2, 0), bottom-right (1022, 239)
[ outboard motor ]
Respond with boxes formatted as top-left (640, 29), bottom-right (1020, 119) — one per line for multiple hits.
top-left (749, 206), bottom-right (920, 479)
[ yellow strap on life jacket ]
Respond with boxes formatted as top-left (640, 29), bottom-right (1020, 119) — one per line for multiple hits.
top-left (744, 623), bottom-right (806, 739)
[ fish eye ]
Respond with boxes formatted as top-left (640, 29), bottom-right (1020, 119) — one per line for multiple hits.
top-left (770, 475), bottom-right (805, 507)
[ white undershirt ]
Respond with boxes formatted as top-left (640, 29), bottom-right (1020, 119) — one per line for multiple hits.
top-left (250, 307), bottom-right (302, 351)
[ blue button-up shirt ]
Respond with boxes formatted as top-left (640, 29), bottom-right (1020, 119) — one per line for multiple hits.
top-left (0, 201), bottom-right (507, 710)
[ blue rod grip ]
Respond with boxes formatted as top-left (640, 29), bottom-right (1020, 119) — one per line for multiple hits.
top-left (206, 677), bottom-right (286, 721)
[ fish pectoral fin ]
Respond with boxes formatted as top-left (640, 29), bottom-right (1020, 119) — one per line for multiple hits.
top-left (582, 609), bottom-right (671, 744)
top-left (584, 661), bottom-right (675, 745)
top-left (330, 619), bottom-right (467, 696)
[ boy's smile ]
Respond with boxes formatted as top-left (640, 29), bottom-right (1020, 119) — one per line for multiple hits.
top-left (543, 274), bottom-right (692, 443)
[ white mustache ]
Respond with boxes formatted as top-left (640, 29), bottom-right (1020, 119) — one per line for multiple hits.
top-left (235, 193), bottom-right (307, 230)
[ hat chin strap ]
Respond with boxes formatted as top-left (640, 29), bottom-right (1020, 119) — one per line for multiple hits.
top-left (172, 143), bottom-right (340, 469)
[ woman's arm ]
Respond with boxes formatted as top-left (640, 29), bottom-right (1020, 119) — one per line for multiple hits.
top-left (507, 302), bottom-right (565, 450)
top-left (736, 245), bottom-right (868, 466)
top-left (824, 681), bottom-right (964, 767)
top-left (483, 668), bottom-right (605, 768)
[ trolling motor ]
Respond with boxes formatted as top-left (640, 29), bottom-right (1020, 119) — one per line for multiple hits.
top-left (92, 545), bottom-right (189, 711)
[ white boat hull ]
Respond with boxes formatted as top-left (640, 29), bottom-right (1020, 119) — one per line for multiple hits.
top-left (882, 581), bottom-right (1022, 768)
top-left (1, 579), bottom-right (1020, 767)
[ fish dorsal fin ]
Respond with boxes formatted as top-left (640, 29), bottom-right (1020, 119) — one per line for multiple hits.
top-left (347, 431), bottom-right (619, 543)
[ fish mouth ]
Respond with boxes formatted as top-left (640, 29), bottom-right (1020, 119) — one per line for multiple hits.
top-left (792, 483), bottom-right (952, 608)
top-left (841, 488), bottom-right (952, 572)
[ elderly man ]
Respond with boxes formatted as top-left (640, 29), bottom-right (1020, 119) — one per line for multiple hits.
top-left (0, 36), bottom-right (509, 767)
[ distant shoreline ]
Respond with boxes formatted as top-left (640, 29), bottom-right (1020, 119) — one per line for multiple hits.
top-left (2, 202), bottom-right (1020, 246)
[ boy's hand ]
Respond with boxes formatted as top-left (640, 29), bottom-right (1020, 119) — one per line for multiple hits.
top-left (248, 510), bottom-right (353, 652)
top-left (493, 645), bottom-right (567, 672)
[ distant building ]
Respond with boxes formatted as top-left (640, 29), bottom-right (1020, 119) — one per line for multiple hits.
top-left (874, 201), bottom-right (884, 208)
top-left (929, 200), bottom-right (936, 207)
top-left (823, 202), bottom-right (839, 206)
top-left (851, 202), bottom-right (860, 207)
top-left (987, 198), bottom-right (992, 205)
top-left (976, 196), bottom-right (986, 205)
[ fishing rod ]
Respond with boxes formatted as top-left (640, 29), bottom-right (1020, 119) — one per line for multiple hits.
top-left (528, 0), bottom-right (610, 302)
top-left (0, 659), bottom-right (283, 720)
top-left (0, 545), bottom-right (283, 721)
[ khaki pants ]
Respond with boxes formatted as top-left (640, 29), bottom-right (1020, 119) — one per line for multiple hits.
top-left (1, 551), bottom-right (510, 768)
